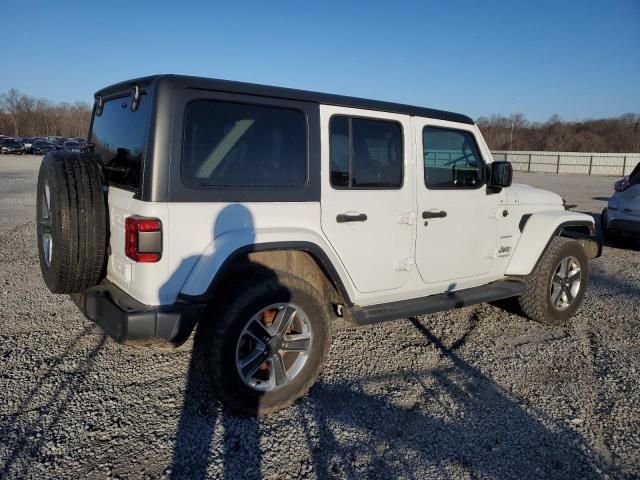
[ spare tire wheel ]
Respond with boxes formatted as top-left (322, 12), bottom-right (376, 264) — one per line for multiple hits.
top-left (37, 152), bottom-right (108, 294)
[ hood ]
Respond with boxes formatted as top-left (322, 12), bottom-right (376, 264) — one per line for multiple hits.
top-left (510, 183), bottom-right (563, 206)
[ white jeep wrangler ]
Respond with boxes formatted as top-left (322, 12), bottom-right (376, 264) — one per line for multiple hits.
top-left (37, 75), bottom-right (601, 414)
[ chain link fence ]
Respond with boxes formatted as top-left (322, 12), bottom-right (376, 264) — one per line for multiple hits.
top-left (491, 151), bottom-right (640, 177)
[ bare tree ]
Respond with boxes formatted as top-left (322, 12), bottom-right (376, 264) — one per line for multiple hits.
top-left (2, 89), bottom-right (23, 136)
top-left (477, 113), bottom-right (640, 153)
top-left (0, 89), bottom-right (91, 138)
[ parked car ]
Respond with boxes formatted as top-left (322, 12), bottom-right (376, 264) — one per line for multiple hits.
top-left (1, 138), bottom-right (25, 154)
top-left (47, 136), bottom-right (67, 147)
top-left (36, 74), bottom-right (601, 415)
top-left (62, 140), bottom-right (82, 152)
top-left (21, 137), bottom-right (35, 153)
top-left (67, 137), bottom-right (87, 149)
top-left (31, 140), bottom-right (56, 155)
top-left (602, 162), bottom-right (640, 241)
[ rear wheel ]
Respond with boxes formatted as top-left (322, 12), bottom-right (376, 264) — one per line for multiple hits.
top-left (516, 237), bottom-right (589, 325)
top-left (201, 271), bottom-right (331, 415)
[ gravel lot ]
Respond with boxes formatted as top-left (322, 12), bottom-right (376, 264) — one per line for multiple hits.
top-left (1, 155), bottom-right (639, 479)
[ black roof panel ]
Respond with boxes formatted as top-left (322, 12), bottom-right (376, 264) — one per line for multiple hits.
top-left (95, 74), bottom-right (474, 125)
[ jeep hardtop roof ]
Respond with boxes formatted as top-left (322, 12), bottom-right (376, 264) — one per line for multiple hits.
top-left (95, 74), bottom-right (474, 125)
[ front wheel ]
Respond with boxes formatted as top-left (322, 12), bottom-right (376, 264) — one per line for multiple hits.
top-left (516, 237), bottom-right (589, 325)
top-left (201, 271), bottom-right (331, 415)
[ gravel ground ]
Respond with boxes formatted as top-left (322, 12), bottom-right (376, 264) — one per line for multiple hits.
top-left (1, 155), bottom-right (639, 479)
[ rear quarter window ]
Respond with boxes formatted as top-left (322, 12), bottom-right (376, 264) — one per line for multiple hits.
top-left (90, 94), bottom-right (151, 192)
top-left (181, 100), bottom-right (307, 188)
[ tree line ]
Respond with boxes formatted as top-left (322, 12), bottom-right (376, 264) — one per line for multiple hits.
top-left (1, 88), bottom-right (638, 152)
top-left (477, 113), bottom-right (640, 153)
top-left (0, 88), bottom-right (91, 139)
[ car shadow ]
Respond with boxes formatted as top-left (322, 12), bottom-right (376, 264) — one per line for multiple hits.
top-left (1, 326), bottom-right (106, 478)
top-left (296, 317), bottom-right (611, 479)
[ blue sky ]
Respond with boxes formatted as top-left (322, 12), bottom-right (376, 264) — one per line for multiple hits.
top-left (2, 0), bottom-right (639, 121)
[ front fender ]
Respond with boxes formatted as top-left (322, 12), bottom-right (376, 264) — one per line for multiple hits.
top-left (506, 210), bottom-right (596, 276)
top-left (179, 227), bottom-right (356, 303)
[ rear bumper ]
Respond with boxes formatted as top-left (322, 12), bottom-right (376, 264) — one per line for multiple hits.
top-left (77, 281), bottom-right (204, 345)
top-left (607, 209), bottom-right (640, 237)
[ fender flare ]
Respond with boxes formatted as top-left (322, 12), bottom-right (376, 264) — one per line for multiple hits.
top-left (178, 231), bottom-right (355, 306)
top-left (506, 210), bottom-right (597, 276)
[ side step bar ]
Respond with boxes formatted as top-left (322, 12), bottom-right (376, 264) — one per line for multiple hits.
top-left (348, 279), bottom-right (527, 326)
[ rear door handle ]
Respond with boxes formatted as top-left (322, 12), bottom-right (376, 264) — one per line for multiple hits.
top-left (336, 213), bottom-right (368, 223)
top-left (422, 210), bottom-right (447, 219)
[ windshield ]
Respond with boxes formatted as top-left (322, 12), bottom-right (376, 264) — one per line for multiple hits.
top-left (89, 93), bottom-right (151, 192)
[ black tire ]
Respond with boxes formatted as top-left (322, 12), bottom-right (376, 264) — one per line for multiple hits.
top-left (36, 151), bottom-right (108, 294)
top-left (515, 237), bottom-right (589, 326)
top-left (601, 208), bottom-right (611, 242)
top-left (200, 271), bottom-right (331, 415)
top-left (601, 208), bottom-right (622, 245)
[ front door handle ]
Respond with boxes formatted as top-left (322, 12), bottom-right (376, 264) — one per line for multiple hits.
top-left (337, 213), bottom-right (368, 223)
top-left (422, 210), bottom-right (447, 219)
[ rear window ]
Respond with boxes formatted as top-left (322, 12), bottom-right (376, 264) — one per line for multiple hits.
top-left (182, 100), bottom-right (306, 188)
top-left (90, 94), bottom-right (150, 192)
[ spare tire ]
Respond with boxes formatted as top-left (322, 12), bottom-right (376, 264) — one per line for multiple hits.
top-left (36, 151), bottom-right (108, 294)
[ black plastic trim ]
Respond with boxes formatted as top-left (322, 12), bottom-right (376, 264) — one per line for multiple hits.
top-left (519, 214), bottom-right (532, 232)
top-left (422, 210), bottom-right (447, 219)
top-left (79, 281), bottom-right (204, 345)
top-left (348, 279), bottom-right (527, 325)
top-left (607, 219), bottom-right (640, 237)
top-left (336, 213), bottom-right (367, 223)
top-left (177, 241), bottom-right (353, 306)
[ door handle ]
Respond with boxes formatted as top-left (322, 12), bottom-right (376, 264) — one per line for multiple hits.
top-left (422, 210), bottom-right (447, 219)
top-left (336, 213), bottom-right (368, 223)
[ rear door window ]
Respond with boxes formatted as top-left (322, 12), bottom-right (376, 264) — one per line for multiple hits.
top-left (90, 95), bottom-right (151, 192)
top-left (329, 116), bottom-right (403, 189)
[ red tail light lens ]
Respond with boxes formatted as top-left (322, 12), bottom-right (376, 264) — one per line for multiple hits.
top-left (125, 216), bottom-right (162, 263)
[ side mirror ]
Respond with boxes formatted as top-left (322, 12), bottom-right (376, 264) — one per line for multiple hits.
top-left (487, 161), bottom-right (513, 190)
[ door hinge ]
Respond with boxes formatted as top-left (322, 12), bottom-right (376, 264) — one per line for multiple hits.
top-left (398, 211), bottom-right (416, 225)
top-left (394, 257), bottom-right (415, 271)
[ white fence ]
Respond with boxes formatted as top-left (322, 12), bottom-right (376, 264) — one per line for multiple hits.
top-left (491, 151), bottom-right (640, 177)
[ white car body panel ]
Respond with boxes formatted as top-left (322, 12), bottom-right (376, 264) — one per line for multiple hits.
top-left (510, 183), bottom-right (563, 206)
top-left (319, 105), bottom-right (415, 294)
top-left (173, 202), bottom-right (354, 303)
top-left (505, 209), bottom-right (595, 276)
top-left (105, 187), bottom-right (170, 306)
top-left (413, 118), bottom-right (500, 289)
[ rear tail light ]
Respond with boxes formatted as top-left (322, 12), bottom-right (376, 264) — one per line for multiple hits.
top-left (125, 216), bottom-right (162, 263)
